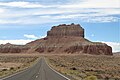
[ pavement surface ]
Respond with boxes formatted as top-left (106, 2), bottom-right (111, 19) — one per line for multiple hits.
top-left (1, 58), bottom-right (70, 80)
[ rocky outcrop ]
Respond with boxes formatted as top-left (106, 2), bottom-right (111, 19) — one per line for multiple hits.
top-left (47, 23), bottom-right (84, 37)
top-left (64, 43), bottom-right (112, 55)
top-left (27, 23), bottom-right (112, 55)
top-left (0, 43), bottom-right (30, 53)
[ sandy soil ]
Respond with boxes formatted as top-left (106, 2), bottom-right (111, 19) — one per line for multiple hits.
top-left (0, 62), bottom-right (22, 70)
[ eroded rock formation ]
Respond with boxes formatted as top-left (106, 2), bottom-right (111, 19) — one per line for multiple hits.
top-left (27, 23), bottom-right (113, 55)
top-left (0, 23), bottom-right (113, 55)
top-left (64, 43), bottom-right (112, 55)
top-left (47, 23), bottom-right (84, 37)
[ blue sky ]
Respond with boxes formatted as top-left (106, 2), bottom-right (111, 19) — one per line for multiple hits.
top-left (0, 0), bottom-right (120, 52)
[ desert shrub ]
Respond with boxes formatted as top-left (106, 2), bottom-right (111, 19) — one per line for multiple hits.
top-left (47, 55), bottom-right (120, 80)
top-left (10, 67), bottom-right (14, 70)
top-left (85, 75), bottom-right (97, 80)
top-left (17, 66), bottom-right (20, 69)
top-left (70, 67), bottom-right (77, 70)
top-left (2, 69), bottom-right (7, 71)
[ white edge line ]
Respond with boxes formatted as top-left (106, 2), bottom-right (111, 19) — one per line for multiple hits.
top-left (44, 58), bottom-right (71, 80)
top-left (1, 67), bottom-right (28, 80)
top-left (1, 58), bottom-right (40, 80)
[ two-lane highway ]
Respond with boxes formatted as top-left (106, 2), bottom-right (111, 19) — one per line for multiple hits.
top-left (1, 58), bottom-right (70, 80)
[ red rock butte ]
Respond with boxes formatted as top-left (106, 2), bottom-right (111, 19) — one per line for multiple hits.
top-left (0, 23), bottom-right (113, 55)
top-left (47, 23), bottom-right (84, 37)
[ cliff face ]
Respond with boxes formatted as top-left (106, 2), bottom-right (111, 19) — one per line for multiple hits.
top-left (47, 23), bottom-right (84, 37)
top-left (64, 43), bottom-right (112, 55)
top-left (27, 23), bottom-right (113, 55)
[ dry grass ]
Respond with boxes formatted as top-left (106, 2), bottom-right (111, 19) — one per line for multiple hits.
top-left (0, 53), bottom-right (39, 78)
top-left (45, 54), bottom-right (120, 80)
top-left (0, 53), bottom-right (120, 80)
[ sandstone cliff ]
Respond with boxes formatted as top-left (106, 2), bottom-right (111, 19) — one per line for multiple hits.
top-left (47, 23), bottom-right (84, 37)
top-left (26, 23), bottom-right (112, 55)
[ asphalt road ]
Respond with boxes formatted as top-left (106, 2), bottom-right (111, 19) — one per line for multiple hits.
top-left (1, 58), bottom-right (70, 80)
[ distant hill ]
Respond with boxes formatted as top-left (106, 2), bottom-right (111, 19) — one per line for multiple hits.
top-left (113, 52), bottom-right (120, 55)
top-left (0, 43), bottom-right (29, 53)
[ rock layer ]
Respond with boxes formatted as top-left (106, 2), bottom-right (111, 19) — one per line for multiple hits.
top-left (47, 23), bottom-right (84, 37)
top-left (64, 43), bottom-right (112, 55)
top-left (0, 43), bottom-right (30, 53)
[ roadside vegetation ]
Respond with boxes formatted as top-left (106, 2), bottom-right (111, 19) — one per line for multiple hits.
top-left (46, 54), bottom-right (120, 80)
top-left (0, 54), bottom-right (120, 80)
top-left (0, 54), bottom-right (39, 78)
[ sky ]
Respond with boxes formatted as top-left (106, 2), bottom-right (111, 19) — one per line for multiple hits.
top-left (0, 0), bottom-right (120, 52)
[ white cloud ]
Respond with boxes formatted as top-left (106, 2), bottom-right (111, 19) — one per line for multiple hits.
top-left (60, 0), bottom-right (120, 8)
top-left (0, 39), bottom-right (32, 45)
top-left (24, 34), bottom-right (46, 39)
top-left (0, 0), bottom-right (119, 9)
top-left (101, 41), bottom-right (120, 52)
top-left (0, 19), bottom-right (23, 24)
top-left (24, 34), bottom-right (38, 39)
top-left (0, 8), bottom-right (5, 13)
top-left (0, 1), bottom-right (49, 8)
top-left (39, 35), bottom-right (47, 38)
top-left (84, 16), bottom-right (119, 23)
top-left (0, 1), bottom-right (119, 24)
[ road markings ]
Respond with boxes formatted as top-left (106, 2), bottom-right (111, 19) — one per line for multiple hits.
top-left (44, 58), bottom-right (71, 80)
top-left (36, 75), bottom-right (38, 78)
top-left (0, 58), bottom-right (41, 80)
top-left (1, 58), bottom-right (70, 80)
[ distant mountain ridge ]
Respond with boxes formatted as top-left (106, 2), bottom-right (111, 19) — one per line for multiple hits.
top-left (0, 23), bottom-right (113, 55)
top-left (113, 52), bottom-right (120, 55)
top-left (0, 43), bottom-right (29, 53)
